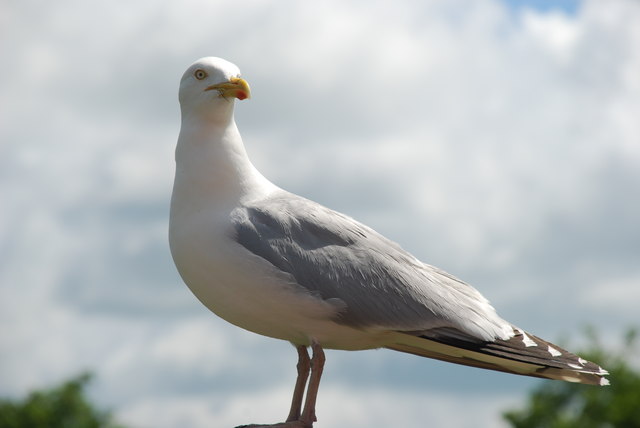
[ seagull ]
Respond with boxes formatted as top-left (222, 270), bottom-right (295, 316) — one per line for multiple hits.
top-left (169, 57), bottom-right (609, 428)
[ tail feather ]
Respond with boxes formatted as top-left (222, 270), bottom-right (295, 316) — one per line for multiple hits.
top-left (387, 327), bottom-right (609, 386)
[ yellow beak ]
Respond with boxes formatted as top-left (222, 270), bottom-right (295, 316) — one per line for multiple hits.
top-left (204, 77), bottom-right (251, 100)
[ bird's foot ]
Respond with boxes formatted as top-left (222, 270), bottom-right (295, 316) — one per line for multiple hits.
top-left (235, 420), bottom-right (311, 428)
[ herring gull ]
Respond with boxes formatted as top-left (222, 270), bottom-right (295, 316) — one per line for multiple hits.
top-left (169, 57), bottom-right (608, 428)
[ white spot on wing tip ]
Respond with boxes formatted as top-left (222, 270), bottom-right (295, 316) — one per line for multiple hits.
top-left (578, 357), bottom-right (588, 366)
top-left (516, 328), bottom-right (537, 347)
top-left (600, 377), bottom-right (610, 386)
top-left (547, 345), bottom-right (562, 357)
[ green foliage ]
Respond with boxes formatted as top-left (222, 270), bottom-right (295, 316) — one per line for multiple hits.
top-left (503, 327), bottom-right (640, 428)
top-left (0, 372), bottom-right (128, 428)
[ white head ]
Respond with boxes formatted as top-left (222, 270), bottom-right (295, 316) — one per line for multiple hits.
top-left (178, 57), bottom-right (251, 120)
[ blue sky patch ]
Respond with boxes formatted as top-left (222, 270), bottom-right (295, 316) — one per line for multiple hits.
top-left (501, 0), bottom-right (582, 15)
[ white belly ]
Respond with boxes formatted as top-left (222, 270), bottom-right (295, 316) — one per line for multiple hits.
top-left (169, 210), bottom-right (390, 350)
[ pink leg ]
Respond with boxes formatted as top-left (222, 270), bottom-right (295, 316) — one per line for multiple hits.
top-left (286, 346), bottom-right (311, 422)
top-left (299, 341), bottom-right (325, 427)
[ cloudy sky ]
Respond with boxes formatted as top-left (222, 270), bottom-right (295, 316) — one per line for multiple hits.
top-left (1, 0), bottom-right (639, 427)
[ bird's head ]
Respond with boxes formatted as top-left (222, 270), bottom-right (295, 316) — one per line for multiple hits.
top-left (178, 57), bottom-right (251, 119)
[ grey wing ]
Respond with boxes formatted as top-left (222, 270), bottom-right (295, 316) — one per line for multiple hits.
top-left (230, 191), bottom-right (512, 341)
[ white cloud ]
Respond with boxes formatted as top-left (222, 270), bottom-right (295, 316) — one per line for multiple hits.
top-left (522, 10), bottom-right (581, 62)
top-left (581, 275), bottom-right (640, 314)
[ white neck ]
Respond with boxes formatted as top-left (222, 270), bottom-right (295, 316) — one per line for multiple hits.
top-left (171, 108), bottom-right (276, 216)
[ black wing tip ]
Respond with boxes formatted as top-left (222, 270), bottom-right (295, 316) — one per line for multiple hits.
top-left (536, 366), bottom-right (610, 386)
top-left (407, 327), bottom-right (610, 386)
top-left (486, 328), bottom-right (610, 385)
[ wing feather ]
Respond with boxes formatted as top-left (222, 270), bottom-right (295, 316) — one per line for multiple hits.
top-left (388, 327), bottom-right (609, 385)
top-left (231, 191), bottom-right (512, 341)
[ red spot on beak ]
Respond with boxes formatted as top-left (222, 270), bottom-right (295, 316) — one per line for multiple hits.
top-left (237, 91), bottom-right (248, 100)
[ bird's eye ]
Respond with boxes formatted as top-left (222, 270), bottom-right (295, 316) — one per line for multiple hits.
top-left (194, 69), bottom-right (207, 80)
